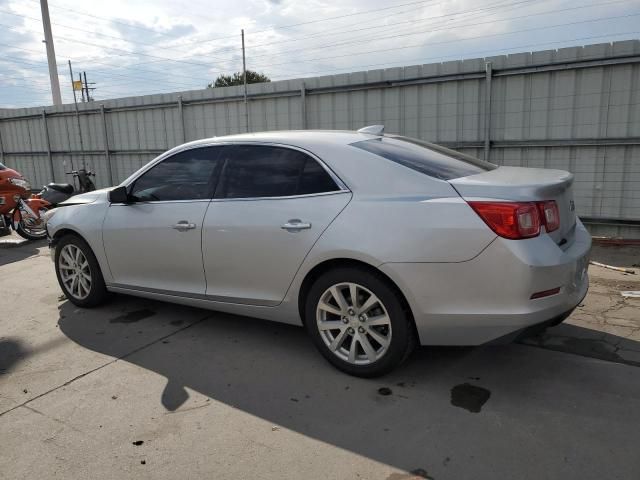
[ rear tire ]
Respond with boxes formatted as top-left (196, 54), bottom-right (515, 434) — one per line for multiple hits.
top-left (304, 267), bottom-right (415, 377)
top-left (55, 234), bottom-right (109, 308)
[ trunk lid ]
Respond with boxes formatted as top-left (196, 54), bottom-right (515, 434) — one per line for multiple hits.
top-left (449, 166), bottom-right (576, 246)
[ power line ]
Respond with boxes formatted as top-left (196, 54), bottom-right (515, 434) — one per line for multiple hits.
top-left (247, 0), bottom-right (636, 61)
top-left (246, 0), bottom-right (538, 52)
top-left (23, 0), bottom-right (206, 42)
top-left (168, 0), bottom-right (445, 48)
top-left (0, 7), bottom-right (241, 59)
top-left (245, 13), bottom-right (640, 71)
top-left (269, 31), bottom-right (640, 79)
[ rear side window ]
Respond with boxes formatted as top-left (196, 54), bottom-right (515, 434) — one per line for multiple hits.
top-left (350, 136), bottom-right (495, 180)
top-left (130, 147), bottom-right (221, 201)
top-left (218, 145), bottom-right (340, 199)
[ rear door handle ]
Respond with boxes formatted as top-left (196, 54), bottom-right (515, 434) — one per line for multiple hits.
top-left (281, 219), bottom-right (312, 232)
top-left (172, 220), bottom-right (196, 231)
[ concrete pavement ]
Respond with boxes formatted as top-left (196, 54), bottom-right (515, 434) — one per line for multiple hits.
top-left (1, 236), bottom-right (639, 479)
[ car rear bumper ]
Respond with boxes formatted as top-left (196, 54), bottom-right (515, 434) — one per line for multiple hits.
top-left (379, 219), bottom-right (591, 345)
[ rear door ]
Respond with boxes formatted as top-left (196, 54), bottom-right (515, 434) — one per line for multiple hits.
top-left (102, 147), bottom-right (222, 295)
top-left (202, 144), bottom-right (351, 306)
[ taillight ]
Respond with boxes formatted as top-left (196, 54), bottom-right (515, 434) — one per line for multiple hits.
top-left (468, 200), bottom-right (561, 239)
top-left (538, 200), bottom-right (560, 232)
top-left (468, 202), bottom-right (540, 239)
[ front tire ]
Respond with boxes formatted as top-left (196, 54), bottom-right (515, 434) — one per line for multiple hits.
top-left (55, 235), bottom-right (109, 307)
top-left (16, 211), bottom-right (48, 240)
top-left (304, 267), bottom-right (415, 377)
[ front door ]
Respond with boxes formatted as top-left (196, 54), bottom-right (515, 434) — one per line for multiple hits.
top-left (202, 144), bottom-right (351, 306)
top-left (103, 146), bottom-right (221, 295)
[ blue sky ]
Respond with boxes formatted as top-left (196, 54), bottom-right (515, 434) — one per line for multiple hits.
top-left (1, 0), bottom-right (639, 108)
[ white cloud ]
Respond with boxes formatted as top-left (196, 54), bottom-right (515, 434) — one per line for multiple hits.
top-left (0, 0), bottom-right (639, 107)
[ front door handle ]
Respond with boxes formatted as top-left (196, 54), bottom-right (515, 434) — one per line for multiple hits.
top-left (281, 219), bottom-right (312, 232)
top-left (172, 220), bottom-right (196, 231)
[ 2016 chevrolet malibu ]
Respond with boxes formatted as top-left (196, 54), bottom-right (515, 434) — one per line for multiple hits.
top-left (45, 126), bottom-right (590, 376)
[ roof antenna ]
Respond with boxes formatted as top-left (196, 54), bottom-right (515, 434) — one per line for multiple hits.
top-left (357, 125), bottom-right (384, 136)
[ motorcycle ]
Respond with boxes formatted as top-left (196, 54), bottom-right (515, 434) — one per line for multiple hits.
top-left (0, 162), bottom-right (49, 240)
top-left (0, 161), bottom-right (95, 241)
top-left (37, 168), bottom-right (96, 206)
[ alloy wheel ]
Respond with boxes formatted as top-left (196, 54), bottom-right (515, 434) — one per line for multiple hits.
top-left (58, 244), bottom-right (92, 300)
top-left (316, 282), bottom-right (392, 365)
top-left (19, 209), bottom-right (48, 238)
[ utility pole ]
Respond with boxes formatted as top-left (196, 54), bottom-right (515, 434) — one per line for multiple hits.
top-left (40, 0), bottom-right (62, 105)
top-left (67, 60), bottom-right (85, 170)
top-left (83, 71), bottom-right (90, 101)
top-left (241, 29), bottom-right (248, 133)
top-left (68, 60), bottom-right (78, 105)
top-left (79, 73), bottom-right (85, 102)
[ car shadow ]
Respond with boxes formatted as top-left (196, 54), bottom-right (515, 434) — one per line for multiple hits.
top-left (54, 297), bottom-right (640, 477)
top-left (519, 322), bottom-right (640, 367)
top-left (0, 239), bottom-right (46, 267)
top-left (0, 339), bottom-right (28, 375)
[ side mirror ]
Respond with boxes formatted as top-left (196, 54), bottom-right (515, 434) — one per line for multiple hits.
top-left (108, 186), bottom-right (130, 204)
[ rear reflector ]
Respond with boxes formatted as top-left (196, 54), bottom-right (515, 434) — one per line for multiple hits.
top-left (468, 201), bottom-right (540, 239)
top-left (530, 287), bottom-right (561, 299)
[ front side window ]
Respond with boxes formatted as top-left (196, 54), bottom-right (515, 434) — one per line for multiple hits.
top-left (130, 147), bottom-right (221, 202)
top-left (350, 136), bottom-right (495, 180)
top-left (218, 145), bottom-right (340, 199)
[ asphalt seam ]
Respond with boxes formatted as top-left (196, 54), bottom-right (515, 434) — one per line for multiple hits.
top-left (0, 315), bottom-right (211, 418)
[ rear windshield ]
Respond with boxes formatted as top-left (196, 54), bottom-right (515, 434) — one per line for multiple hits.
top-left (350, 136), bottom-right (495, 180)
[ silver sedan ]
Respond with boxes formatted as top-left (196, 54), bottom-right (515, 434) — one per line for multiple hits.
top-left (45, 126), bottom-right (590, 376)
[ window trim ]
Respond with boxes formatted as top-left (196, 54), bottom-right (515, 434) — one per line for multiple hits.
top-left (121, 141), bottom-right (350, 204)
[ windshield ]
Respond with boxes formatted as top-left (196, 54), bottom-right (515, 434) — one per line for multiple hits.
top-left (0, 162), bottom-right (6, 170)
top-left (350, 135), bottom-right (495, 180)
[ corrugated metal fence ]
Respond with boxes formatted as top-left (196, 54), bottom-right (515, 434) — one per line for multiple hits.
top-left (1, 40), bottom-right (639, 237)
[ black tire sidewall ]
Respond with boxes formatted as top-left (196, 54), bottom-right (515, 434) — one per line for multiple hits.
top-left (16, 222), bottom-right (47, 240)
top-left (304, 267), bottom-right (414, 377)
top-left (55, 234), bottom-right (108, 308)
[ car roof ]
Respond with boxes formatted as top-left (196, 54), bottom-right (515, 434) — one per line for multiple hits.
top-left (179, 130), bottom-right (379, 150)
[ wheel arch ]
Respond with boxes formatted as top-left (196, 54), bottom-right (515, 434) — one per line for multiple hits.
top-left (51, 227), bottom-right (88, 247)
top-left (297, 258), bottom-right (416, 331)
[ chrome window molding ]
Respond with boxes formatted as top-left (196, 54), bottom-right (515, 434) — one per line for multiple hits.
top-left (109, 198), bottom-right (213, 206)
top-left (110, 190), bottom-right (351, 206)
top-left (210, 189), bottom-right (351, 203)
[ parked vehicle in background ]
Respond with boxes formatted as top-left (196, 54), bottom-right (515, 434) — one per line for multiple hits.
top-left (45, 127), bottom-right (591, 376)
top-left (0, 164), bottom-right (96, 241)
top-left (0, 162), bottom-right (50, 240)
top-left (36, 168), bottom-right (96, 207)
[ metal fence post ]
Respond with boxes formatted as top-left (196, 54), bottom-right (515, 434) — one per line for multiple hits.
top-left (100, 104), bottom-right (114, 186)
top-left (178, 96), bottom-right (185, 143)
top-left (300, 82), bottom-right (307, 129)
top-left (484, 62), bottom-right (493, 162)
top-left (42, 110), bottom-right (55, 182)
top-left (0, 120), bottom-right (4, 164)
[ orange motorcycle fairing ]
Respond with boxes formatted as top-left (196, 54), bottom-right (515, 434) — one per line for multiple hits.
top-left (12, 197), bottom-right (51, 228)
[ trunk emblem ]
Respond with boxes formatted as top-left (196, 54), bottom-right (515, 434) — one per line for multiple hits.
top-left (569, 200), bottom-right (575, 212)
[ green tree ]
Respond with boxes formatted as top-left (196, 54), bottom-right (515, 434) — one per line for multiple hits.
top-left (208, 70), bottom-right (270, 88)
